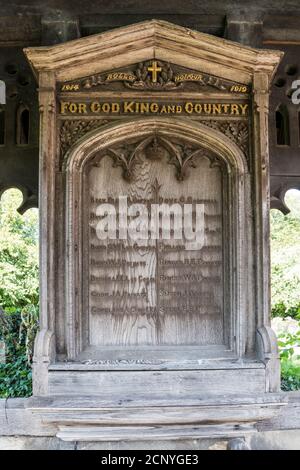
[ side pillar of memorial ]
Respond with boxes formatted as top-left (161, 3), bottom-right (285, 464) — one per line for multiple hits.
top-left (18, 20), bottom-right (289, 445)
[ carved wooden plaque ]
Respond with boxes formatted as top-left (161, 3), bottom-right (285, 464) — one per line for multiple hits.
top-left (23, 19), bottom-right (283, 396)
top-left (84, 136), bottom-right (224, 347)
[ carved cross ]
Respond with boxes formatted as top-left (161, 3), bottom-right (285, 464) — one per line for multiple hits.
top-left (147, 61), bottom-right (162, 83)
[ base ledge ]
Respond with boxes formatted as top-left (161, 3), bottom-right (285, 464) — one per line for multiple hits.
top-left (26, 393), bottom-right (286, 435)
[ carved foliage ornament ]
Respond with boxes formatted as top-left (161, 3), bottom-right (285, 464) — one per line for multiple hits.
top-left (203, 120), bottom-right (249, 157)
top-left (89, 134), bottom-right (222, 182)
top-left (59, 119), bottom-right (113, 170)
top-left (83, 61), bottom-right (227, 91)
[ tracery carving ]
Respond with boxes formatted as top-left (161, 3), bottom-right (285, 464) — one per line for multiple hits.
top-left (90, 134), bottom-right (221, 182)
top-left (60, 119), bottom-right (249, 167)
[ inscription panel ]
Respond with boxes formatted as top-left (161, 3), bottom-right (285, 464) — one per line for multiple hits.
top-left (58, 60), bottom-right (250, 94)
top-left (85, 144), bottom-right (224, 347)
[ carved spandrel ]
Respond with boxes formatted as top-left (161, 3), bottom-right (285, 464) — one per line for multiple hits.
top-left (201, 120), bottom-right (249, 159)
top-left (59, 119), bottom-right (111, 167)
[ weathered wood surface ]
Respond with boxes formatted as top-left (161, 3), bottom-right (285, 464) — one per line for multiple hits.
top-left (87, 147), bottom-right (223, 347)
top-left (49, 354), bottom-right (264, 370)
top-left (24, 20), bottom-right (283, 84)
top-left (257, 392), bottom-right (300, 431)
top-left (0, 392), bottom-right (291, 438)
top-left (21, 19), bottom-right (283, 396)
top-left (28, 398), bottom-right (286, 427)
top-left (48, 369), bottom-right (266, 396)
top-left (26, 392), bottom-right (286, 409)
top-left (56, 423), bottom-right (256, 441)
top-left (64, 118), bottom-right (248, 362)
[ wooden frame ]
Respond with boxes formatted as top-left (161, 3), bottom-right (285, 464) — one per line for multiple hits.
top-left (24, 20), bottom-right (283, 395)
top-left (64, 118), bottom-right (248, 359)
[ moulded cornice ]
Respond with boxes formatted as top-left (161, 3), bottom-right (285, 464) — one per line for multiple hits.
top-left (24, 20), bottom-right (283, 85)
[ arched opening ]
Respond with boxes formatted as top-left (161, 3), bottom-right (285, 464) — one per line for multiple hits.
top-left (276, 104), bottom-right (290, 146)
top-left (16, 105), bottom-right (30, 145)
top-left (0, 188), bottom-right (39, 396)
top-left (270, 189), bottom-right (300, 391)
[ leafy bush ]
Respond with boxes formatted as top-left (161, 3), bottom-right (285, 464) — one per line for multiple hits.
top-left (0, 189), bottom-right (39, 397)
top-left (0, 309), bottom-right (23, 358)
top-left (277, 324), bottom-right (300, 391)
top-left (0, 312), bottom-right (31, 399)
top-left (272, 302), bottom-right (300, 320)
top-left (270, 190), bottom-right (300, 390)
top-left (281, 359), bottom-right (300, 391)
top-left (0, 306), bottom-right (38, 398)
top-left (270, 191), bottom-right (300, 316)
top-left (0, 189), bottom-right (38, 311)
top-left (0, 354), bottom-right (32, 398)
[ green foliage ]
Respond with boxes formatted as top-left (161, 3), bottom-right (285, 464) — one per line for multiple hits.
top-left (272, 302), bottom-right (300, 320)
top-left (0, 189), bottom-right (39, 311)
top-left (271, 190), bottom-right (300, 316)
top-left (0, 354), bottom-right (32, 398)
top-left (0, 309), bottom-right (23, 359)
top-left (278, 327), bottom-right (300, 361)
top-left (0, 305), bottom-right (38, 397)
top-left (281, 359), bottom-right (300, 391)
top-left (20, 304), bottom-right (39, 363)
top-left (270, 190), bottom-right (300, 390)
top-left (0, 189), bottom-right (39, 397)
top-left (277, 322), bottom-right (300, 391)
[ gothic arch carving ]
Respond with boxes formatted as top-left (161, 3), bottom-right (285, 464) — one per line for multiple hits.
top-left (63, 117), bottom-right (250, 359)
top-left (87, 134), bottom-right (223, 182)
top-left (59, 118), bottom-right (250, 166)
top-left (64, 117), bottom-right (249, 177)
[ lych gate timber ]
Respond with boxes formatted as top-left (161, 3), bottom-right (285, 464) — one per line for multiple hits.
top-left (19, 20), bottom-right (287, 444)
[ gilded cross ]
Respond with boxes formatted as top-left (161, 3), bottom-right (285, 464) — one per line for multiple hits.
top-left (147, 61), bottom-right (162, 83)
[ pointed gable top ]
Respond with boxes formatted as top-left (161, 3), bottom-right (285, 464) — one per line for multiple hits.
top-left (24, 19), bottom-right (283, 85)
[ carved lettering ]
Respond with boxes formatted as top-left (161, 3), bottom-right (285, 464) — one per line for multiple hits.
top-left (59, 100), bottom-right (249, 117)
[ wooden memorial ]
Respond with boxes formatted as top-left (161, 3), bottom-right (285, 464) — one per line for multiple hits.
top-left (24, 21), bottom-right (286, 442)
